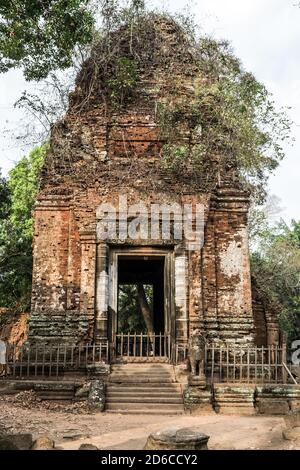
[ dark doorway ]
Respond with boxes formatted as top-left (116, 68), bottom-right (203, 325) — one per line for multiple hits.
top-left (117, 257), bottom-right (165, 335)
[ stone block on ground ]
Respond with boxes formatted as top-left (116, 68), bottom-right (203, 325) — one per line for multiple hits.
top-left (256, 399), bottom-right (289, 415)
top-left (31, 436), bottom-right (55, 450)
top-left (88, 379), bottom-right (105, 411)
top-left (184, 385), bottom-right (213, 414)
top-left (0, 433), bottom-right (33, 450)
top-left (0, 437), bottom-right (18, 450)
top-left (75, 382), bottom-right (91, 398)
top-left (290, 401), bottom-right (300, 412)
top-left (282, 427), bottom-right (300, 441)
top-left (282, 410), bottom-right (300, 441)
top-left (144, 426), bottom-right (209, 450)
top-left (78, 443), bottom-right (99, 450)
top-left (284, 410), bottom-right (300, 428)
top-left (255, 385), bottom-right (300, 415)
top-left (213, 384), bottom-right (255, 415)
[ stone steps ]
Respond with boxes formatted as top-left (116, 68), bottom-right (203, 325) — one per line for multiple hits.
top-left (110, 369), bottom-right (173, 373)
top-left (106, 364), bottom-right (184, 414)
top-left (105, 402), bottom-right (184, 412)
top-left (37, 393), bottom-right (74, 401)
top-left (108, 383), bottom-right (181, 389)
top-left (112, 358), bottom-right (169, 363)
top-left (109, 377), bottom-right (176, 383)
top-left (110, 365), bottom-right (172, 372)
top-left (105, 409), bottom-right (183, 415)
top-left (107, 396), bottom-right (183, 404)
top-left (107, 390), bottom-right (180, 397)
top-left (34, 382), bottom-right (75, 401)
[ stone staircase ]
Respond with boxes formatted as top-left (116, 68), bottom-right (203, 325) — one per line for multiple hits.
top-left (106, 363), bottom-right (184, 414)
top-left (34, 382), bottom-right (76, 401)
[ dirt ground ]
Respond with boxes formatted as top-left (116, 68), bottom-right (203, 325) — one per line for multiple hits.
top-left (0, 394), bottom-right (299, 450)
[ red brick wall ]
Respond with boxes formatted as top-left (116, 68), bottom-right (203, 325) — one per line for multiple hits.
top-left (29, 20), bottom-right (258, 346)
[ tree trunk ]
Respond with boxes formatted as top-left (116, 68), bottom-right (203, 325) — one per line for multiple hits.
top-left (137, 284), bottom-right (153, 334)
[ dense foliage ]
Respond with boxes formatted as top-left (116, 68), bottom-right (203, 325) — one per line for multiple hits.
top-left (159, 40), bottom-right (291, 201)
top-left (251, 219), bottom-right (300, 342)
top-left (118, 284), bottom-right (153, 334)
top-left (0, 0), bottom-right (94, 80)
top-left (0, 145), bottom-right (46, 310)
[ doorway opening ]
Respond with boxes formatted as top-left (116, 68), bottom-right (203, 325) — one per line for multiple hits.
top-left (117, 256), bottom-right (165, 335)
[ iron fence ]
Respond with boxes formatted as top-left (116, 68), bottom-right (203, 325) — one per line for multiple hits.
top-left (0, 341), bottom-right (109, 379)
top-left (1, 339), bottom-right (299, 384)
top-left (175, 342), bottom-right (300, 385)
top-left (115, 332), bottom-right (171, 359)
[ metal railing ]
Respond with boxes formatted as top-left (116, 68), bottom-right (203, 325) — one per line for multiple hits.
top-left (1, 341), bottom-right (109, 379)
top-left (1, 339), bottom-right (299, 384)
top-left (115, 332), bottom-right (171, 359)
top-left (175, 342), bottom-right (300, 385)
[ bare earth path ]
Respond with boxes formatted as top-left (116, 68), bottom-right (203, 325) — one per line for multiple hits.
top-left (0, 399), bottom-right (298, 450)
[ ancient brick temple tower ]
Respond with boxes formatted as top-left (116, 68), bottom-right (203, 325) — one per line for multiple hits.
top-left (29, 17), bottom-right (278, 352)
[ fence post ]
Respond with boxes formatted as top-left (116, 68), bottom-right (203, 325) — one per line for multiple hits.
top-left (120, 332), bottom-right (123, 357)
top-left (13, 344), bottom-right (16, 377)
top-left (247, 347), bottom-right (250, 383)
top-left (56, 344), bottom-right (60, 378)
top-left (282, 335), bottom-right (287, 384)
top-left (268, 345), bottom-right (271, 382)
top-left (159, 332), bottom-right (162, 357)
top-left (35, 345), bottom-right (38, 377)
top-left (211, 344), bottom-right (215, 383)
top-left (275, 344), bottom-right (278, 383)
top-left (219, 346), bottom-right (223, 382)
top-left (26, 344), bottom-right (31, 377)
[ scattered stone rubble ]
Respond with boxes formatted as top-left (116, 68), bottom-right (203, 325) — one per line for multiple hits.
top-left (0, 390), bottom-right (92, 414)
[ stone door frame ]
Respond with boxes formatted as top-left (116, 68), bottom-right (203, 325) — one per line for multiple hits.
top-left (108, 246), bottom-right (175, 360)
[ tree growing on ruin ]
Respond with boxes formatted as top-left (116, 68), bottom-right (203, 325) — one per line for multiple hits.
top-left (82, 6), bottom-right (291, 201)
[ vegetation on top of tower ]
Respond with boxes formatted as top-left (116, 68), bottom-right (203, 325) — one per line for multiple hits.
top-left (70, 3), bottom-right (292, 202)
top-left (0, 2), bottom-right (292, 201)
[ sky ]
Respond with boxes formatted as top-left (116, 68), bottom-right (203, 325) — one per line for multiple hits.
top-left (0, 0), bottom-right (299, 223)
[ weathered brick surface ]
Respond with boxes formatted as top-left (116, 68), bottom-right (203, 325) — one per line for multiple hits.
top-left (29, 19), bottom-right (274, 347)
top-left (252, 285), bottom-right (279, 346)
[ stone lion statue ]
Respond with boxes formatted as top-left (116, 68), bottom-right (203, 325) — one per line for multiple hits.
top-left (188, 328), bottom-right (206, 377)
